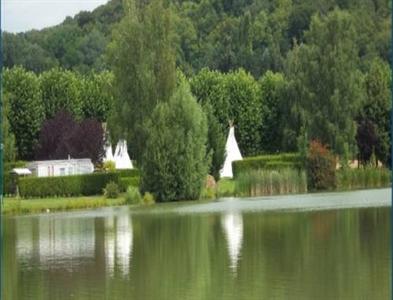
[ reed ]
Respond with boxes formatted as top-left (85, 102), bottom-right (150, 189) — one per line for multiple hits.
top-left (336, 168), bottom-right (391, 190)
top-left (235, 168), bottom-right (307, 197)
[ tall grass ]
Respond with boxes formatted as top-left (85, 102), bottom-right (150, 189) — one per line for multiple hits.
top-left (235, 168), bottom-right (307, 197)
top-left (336, 168), bottom-right (391, 190)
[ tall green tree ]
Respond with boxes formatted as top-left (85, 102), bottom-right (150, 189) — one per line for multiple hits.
top-left (39, 68), bottom-right (83, 119)
top-left (284, 9), bottom-right (364, 155)
top-left (222, 69), bottom-right (261, 156)
top-left (141, 81), bottom-right (209, 202)
top-left (2, 95), bottom-right (16, 162)
top-left (259, 71), bottom-right (286, 153)
top-left (3, 67), bottom-right (45, 160)
top-left (190, 68), bottom-right (229, 130)
top-left (107, 0), bottom-right (177, 161)
top-left (358, 58), bottom-right (391, 165)
top-left (81, 71), bottom-right (114, 122)
top-left (202, 102), bottom-right (226, 180)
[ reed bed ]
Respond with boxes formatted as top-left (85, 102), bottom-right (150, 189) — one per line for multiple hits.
top-left (336, 168), bottom-right (391, 190)
top-left (235, 168), bottom-right (307, 197)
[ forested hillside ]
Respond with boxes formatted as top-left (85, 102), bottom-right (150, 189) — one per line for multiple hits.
top-left (4, 0), bottom-right (391, 76)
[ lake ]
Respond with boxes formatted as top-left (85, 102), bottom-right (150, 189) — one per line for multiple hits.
top-left (2, 188), bottom-right (391, 299)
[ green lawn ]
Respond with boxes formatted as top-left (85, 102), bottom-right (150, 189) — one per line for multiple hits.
top-left (2, 195), bottom-right (127, 216)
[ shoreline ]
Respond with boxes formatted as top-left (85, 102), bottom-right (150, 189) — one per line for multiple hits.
top-left (2, 187), bottom-right (390, 217)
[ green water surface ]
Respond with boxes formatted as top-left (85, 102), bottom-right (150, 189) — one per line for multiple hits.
top-left (2, 189), bottom-right (391, 300)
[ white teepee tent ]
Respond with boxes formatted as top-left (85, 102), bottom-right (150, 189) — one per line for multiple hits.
top-left (220, 125), bottom-right (242, 178)
top-left (104, 143), bottom-right (114, 162)
top-left (114, 140), bottom-right (133, 169)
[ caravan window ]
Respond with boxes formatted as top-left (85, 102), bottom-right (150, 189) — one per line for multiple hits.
top-left (60, 168), bottom-right (65, 176)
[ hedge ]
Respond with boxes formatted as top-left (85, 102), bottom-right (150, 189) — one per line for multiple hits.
top-left (116, 169), bottom-right (140, 178)
top-left (232, 153), bottom-right (302, 178)
top-left (19, 172), bottom-right (120, 198)
top-left (119, 176), bottom-right (140, 192)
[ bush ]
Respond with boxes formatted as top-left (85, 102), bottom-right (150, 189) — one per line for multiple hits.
top-left (141, 81), bottom-right (209, 202)
top-left (124, 186), bottom-right (142, 204)
top-left (104, 181), bottom-right (119, 199)
top-left (103, 161), bottom-right (116, 172)
top-left (232, 153), bottom-right (301, 178)
top-left (217, 179), bottom-right (236, 197)
top-left (201, 187), bottom-right (216, 200)
top-left (142, 192), bottom-right (155, 205)
top-left (119, 176), bottom-right (140, 192)
top-left (18, 172), bottom-right (120, 198)
top-left (306, 141), bottom-right (336, 191)
top-left (235, 168), bottom-right (307, 197)
top-left (336, 167), bottom-right (391, 190)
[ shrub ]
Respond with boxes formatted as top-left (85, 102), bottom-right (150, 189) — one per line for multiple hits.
top-left (201, 187), bottom-right (216, 200)
top-left (119, 176), bottom-right (140, 192)
top-left (103, 161), bottom-right (116, 172)
top-left (216, 179), bottom-right (236, 197)
top-left (306, 141), bottom-right (336, 191)
top-left (235, 168), bottom-right (307, 197)
top-left (142, 192), bottom-right (155, 205)
top-left (232, 153), bottom-right (301, 178)
top-left (124, 186), bottom-right (142, 204)
top-left (104, 181), bottom-right (119, 199)
top-left (18, 172), bottom-right (120, 198)
top-left (141, 81), bottom-right (209, 202)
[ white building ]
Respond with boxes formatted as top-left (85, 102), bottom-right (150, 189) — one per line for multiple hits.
top-left (27, 158), bottom-right (94, 177)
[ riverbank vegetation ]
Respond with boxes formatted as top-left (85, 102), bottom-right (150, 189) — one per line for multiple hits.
top-left (2, 196), bottom-right (126, 216)
top-left (2, 0), bottom-right (391, 205)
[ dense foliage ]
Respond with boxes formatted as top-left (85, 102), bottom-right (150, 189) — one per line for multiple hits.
top-left (141, 81), bottom-right (209, 201)
top-left (35, 111), bottom-right (104, 164)
top-left (357, 58), bottom-right (391, 166)
top-left (107, 0), bottom-right (177, 161)
top-left (3, 67), bottom-right (112, 161)
top-left (4, 0), bottom-right (390, 77)
top-left (2, 96), bottom-right (16, 162)
top-left (3, 67), bottom-right (45, 160)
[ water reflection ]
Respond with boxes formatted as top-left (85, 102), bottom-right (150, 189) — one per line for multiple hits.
top-left (221, 211), bottom-right (244, 272)
top-left (105, 214), bottom-right (133, 277)
top-left (16, 217), bottom-right (95, 270)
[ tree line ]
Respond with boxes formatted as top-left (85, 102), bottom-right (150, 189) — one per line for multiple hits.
top-left (3, 67), bottom-right (113, 161)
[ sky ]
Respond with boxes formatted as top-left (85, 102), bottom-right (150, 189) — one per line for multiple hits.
top-left (2, 0), bottom-right (109, 33)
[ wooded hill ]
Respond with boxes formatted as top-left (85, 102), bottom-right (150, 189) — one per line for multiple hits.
top-left (4, 0), bottom-right (391, 76)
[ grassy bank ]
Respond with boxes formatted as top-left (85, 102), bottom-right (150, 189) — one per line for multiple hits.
top-left (2, 196), bottom-right (127, 216)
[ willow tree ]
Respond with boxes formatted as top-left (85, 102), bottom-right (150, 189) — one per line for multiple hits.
top-left (107, 0), bottom-right (177, 162)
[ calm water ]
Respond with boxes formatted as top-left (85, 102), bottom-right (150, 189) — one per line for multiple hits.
top-left (2, 189), bottom-right (391, 300)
